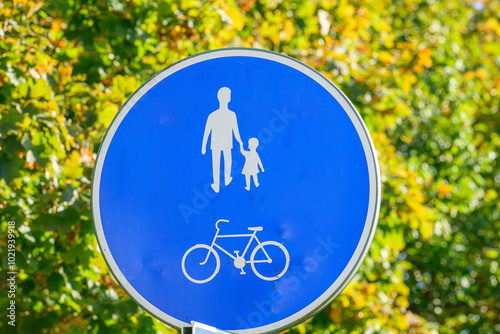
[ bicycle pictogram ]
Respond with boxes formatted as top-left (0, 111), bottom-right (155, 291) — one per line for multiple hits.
top-left (181, 219), bottom-right (290, 284)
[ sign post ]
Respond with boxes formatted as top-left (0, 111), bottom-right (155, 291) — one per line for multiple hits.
top-left (92, 48), bottom-right (380, 333)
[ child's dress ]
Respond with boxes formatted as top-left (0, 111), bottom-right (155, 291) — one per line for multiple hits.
top-left (241, 151), bottom-right (262, 176)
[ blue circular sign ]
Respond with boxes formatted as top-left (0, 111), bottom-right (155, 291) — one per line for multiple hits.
top-left (92, 48), bottom-right (380, 333)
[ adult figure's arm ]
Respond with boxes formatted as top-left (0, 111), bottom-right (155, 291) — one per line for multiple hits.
top-left (232, 113), bottom-right (243, 147)
top-left (201, 115), bottom-right (212, 155)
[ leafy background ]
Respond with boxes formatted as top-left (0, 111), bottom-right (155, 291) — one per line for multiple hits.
top-left (0, 0), bottom-right (499, 333)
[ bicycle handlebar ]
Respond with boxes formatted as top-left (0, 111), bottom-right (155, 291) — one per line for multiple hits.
top-left (215, 219), bottom-right (230, 230)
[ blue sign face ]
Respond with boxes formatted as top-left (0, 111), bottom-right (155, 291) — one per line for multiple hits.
top-left (92, 49), bottom-right (380, 333)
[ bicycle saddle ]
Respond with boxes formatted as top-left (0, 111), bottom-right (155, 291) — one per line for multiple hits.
top-left (248, 226), bottom-right (263, 231)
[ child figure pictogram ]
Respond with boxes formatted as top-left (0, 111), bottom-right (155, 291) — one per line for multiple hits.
top-left (240, 138), bottom-right (265, 190)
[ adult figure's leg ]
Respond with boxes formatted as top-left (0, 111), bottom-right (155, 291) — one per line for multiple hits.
top-left (211, 149), bottom-right (221, 192)
top-left (223, 149), bottom-right (232, 186)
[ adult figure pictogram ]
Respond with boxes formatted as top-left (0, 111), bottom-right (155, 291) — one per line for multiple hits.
top-left (202, 87), bottom-right (243, 193)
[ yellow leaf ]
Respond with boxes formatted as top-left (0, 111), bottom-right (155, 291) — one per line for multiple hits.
top-left (336, 3), bottom-right (355, 18)
top-left (342, 29), bottom-right (358, 39)
top-left (226, 7), bottom-right (246, 30)
top-left (51, 18), bottom-right (62, 37)
top-left (111, 75), bottom-right (138, 101)
top-left (31, 80), bottom-right (51, 99)
top-left (465, 71), bottom-right (475, 79)
top-left (366, 283), bottom-right (377, 295)
top-left (283, 19), bottom-right (296, 41)
top-left (353, 294), bottom-right (365, 308)
top-left (414, 64), bottom-right (424, 73)
top-left (417, 48), bottom-right (433, 68)
top-left (404, 73), bottom-right (418, 84)
top-left (485, 17), bottom-right (500, 36)
top-left (396, 296), bottom-right (410, 308)
top-left (476, 69), bottom-right (488, 79)
top-left (329, 50), bottom-right (347, 61)
top-left (296, 323), bottom-right (307, 334)
top-left (47, 100), bottom-right (58, 111)
top-left (484, 189), bottom-right (498, 202)
top-left (378, 51), bottom-right (393, 64)
top-left (359, 29), bottom-right (371, 42)
top-left (402, 82), bottom-right (411, 94)
top-left (394, 314), bottom-right (409, 330)
top-left (406, 199), bottom-right (429, 229)
top-left (437, 182), bottom-right (453, 199)
top-left (98, 102), bottom-right (119, 128)
top-left (385, 230), bottom-right (405, 252)
top-left (420, 219), bottom-right (434, 240)
top-left (329, 308), bottom-right (342, 323)
top-left (180, 0), bottom-right (200, 11)
top-left (325, 36), bottom-right (334, 47)
top-left (61, 151), bottom-right (84, 180)
top-left (218, 29), bottom-right (236, 42)
top-left (400, 50), bottom-right (413, 62)
top-left (402, 73), bottom-right (418, 93)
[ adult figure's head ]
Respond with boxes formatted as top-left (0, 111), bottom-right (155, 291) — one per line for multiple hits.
top-left (217, 87), bottom-right (231, 105)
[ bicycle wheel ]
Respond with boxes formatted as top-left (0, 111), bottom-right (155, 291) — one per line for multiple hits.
top-left (250, 241), bottom-right (290, 281)
top-left (181, 244), bottom-right (220, 284)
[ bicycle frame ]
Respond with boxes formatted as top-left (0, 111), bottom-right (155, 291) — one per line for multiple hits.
top-left (200, 228), bottom-right (271, 265)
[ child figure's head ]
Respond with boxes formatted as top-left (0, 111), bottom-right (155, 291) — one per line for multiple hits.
top-left (248, 138), bottom-right (259, 150)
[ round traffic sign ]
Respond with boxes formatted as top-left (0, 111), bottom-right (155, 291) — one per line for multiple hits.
top-left (92, 48), bottom-right (380, 333)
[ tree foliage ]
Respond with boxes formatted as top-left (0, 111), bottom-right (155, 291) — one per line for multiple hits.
top-left (1, 0), bottom-right (499, 333)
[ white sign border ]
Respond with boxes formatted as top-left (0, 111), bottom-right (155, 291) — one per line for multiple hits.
top-left (91, 48), bottom-right (381, 334)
